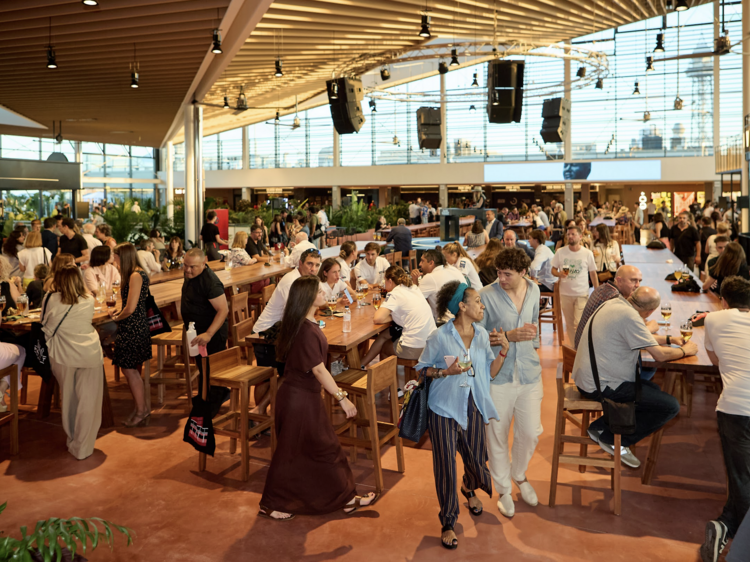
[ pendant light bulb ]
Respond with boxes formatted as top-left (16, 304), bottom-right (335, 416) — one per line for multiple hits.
top-left (471, 72), bottom-right (478, 87)
top-left (223, 96), bottom-right (229, 109)
top-left (674, 96), bottom-right (683, 110)
top-left (576, 66), bottom-right (586, 78)
top-left (633, 81), bottom-right (640, 95)
top-left (330, 81), bottom-right (339, 99)
top-left (675, 0), bottom-right (689, 11)
top-left (274, 59), bottom-right (283, 77)
top-left (130, 71), bottom-right (139, 88)
top-left (646, 56), bottom-right (655, 72)
top-left (237, 86), bottom-right (247, 110)
top-left (46, 46), bottom-right (57, 69)
top-left (654, 33), bottom-right (665, 53)
top-left (419, 14), bottom-right (431, 38)
top-left (595, 78), bottom-right (604, 90)
top-left (81, 0), bottom-right (99, 5)
top-left (449, 48), bottom-right (459, 66)
top-left (469, 105), bottom-right (476, 113)
top-left (211, 30), bottom-right (223, 54)
top-left (380, 66), bottom-right (391, 81)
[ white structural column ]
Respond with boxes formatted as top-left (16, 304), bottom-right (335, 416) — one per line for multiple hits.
top-left (563, 42), bottom-right (574, 218)
top-left (74, 141), bottom-right (83, 212)
top-left (183, 105), bottom-right (197, 246)
top-left (743, 0), bottom-right (750, 231)
top-left (332, 128), bottom-right (341, 209)
top-left (194, 105), bottom-right (204, 241)
top-left (242, 125), bottom-right (251, 201)
top-left (439, 71), bottom-right (448, 208)
top-left (714, 0), bottom-right (721, 163)
top-left (166, 141), bottom-right (174, 221)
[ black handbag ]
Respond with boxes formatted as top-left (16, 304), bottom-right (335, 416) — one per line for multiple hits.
top-left (183, 354), bottom-right (216, 456)
top-left (145, 294), bottom-right (172, 336)
top-left (587, 307), bottom-right (640, 435)
top-left (25, 293), bottom-right (73, 382)
top-left (398, 367), bottom-right (431, 442)
top-left (647, 239), bottom-right (666, 249)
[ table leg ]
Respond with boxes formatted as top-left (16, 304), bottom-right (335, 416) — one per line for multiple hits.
top-left (642, 370), bottom-right (677, 486)
top-left (346, 348), bottom-right (362, 371)
top-left (686, 370), bottom-right (695, 418)
top-left (101, 368), bottom-right (114, 429)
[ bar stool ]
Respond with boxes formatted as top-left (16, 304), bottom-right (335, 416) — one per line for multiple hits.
top-left (407, 250), bottom-right (418, 272)
top-left (248, 283), bottom-right (275, 321)
top-left (0, 363), bottom-right (19, 455)
top-left (232, 317), bottom-right (256, 364)
top-left (149, 330), bottom-right (199, 409)
top-left (227, 292), bottom-right (249, 347)
top-left (334, 356), bottom-right (404, 493)
top-left (197, 348), bottom-right (277, 482)
top-left (397, 358), bottom-right (419, 382)
top-left (392, 251), bottom-right (402, 269)
top-left (539, 281), bottom-right (563, 345)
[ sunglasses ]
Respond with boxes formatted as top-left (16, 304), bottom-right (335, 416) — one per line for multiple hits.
top-left (301, 248), bottom-right (321, 259)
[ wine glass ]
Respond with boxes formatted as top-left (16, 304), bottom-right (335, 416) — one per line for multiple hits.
top-left (458, 350), bottom-right (472, 387)
top-left (661, 302), bottom-right (672, 328)
top-left (326, 295), bottom-right (338, 315)
top-left (673, 268), bottom-right (683, 282)
top-left (680, 320), bottom-right (693, 343)
top-left (682, 264), bottom-right (691, 279)
top-left (372, 292), bottom-right (381, 310)
top-left (357, 279), bottom-right (369, 306)
top-left (106, 292), bottom-right (117, 312)
top-left (112, 279), bottom-right (120, 297)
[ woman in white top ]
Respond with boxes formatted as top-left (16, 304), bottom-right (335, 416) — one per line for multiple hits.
top-left (2, 230), bottom-right (24, 279)
top-left (137, 239), bottom-right (162, 277)
top-left (18, 231), bottom-right (52, 289)
top-left (83, 245), bottom-right (121, 295)
top-left (360, 265), bottom-right (437, 366)
top-left (442, 242), bottom-right (482, 291)
top-left (336, 241), bottom-right (357, 287)
top-left (317, 257), bottom-right (353, 300)
top-left (228, 231), bottom-right (258, 269)
top-left (591, 223), bottom-right (621, 273)
top-left (42, 265), bottom-right (103, 460)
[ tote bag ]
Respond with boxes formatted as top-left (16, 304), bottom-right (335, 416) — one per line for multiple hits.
top-left (145, 294), bottom-right (172, 336)
top-left (398, 368), bottom-right (431, 442)
top-left (183, 354), bottom-right (216, 456)
top-left (25, 293), bottom-right (73, 382)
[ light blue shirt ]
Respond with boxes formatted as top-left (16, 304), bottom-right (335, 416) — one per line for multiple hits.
top-left (416, 319), bottom-right (499, 430)
top-left (479, 278), bottom-right (542, 385)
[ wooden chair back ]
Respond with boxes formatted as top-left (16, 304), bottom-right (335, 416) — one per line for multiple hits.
top-left (385, 253), bottom-right (394, 265)
top-left (562, 344), bottom-right (576, 383)
top-left (408, 250), bottom-right (417, 272)
top-left (0, 363), bottom-right (18, 455)
top-left (367, 356), bottom-right (397, 397)
top-left (230, 292), bottom-right (250, 324)
top-left (261, 283), bottom-right (276, 305)
top-left (393, 251), bottom-right (402, 266)
top-left (232, 317), bottom-right (256, 364)
top-left (204, 347), bottom-right (242, 376)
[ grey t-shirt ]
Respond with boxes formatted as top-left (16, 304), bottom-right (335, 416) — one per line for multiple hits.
top-left (573, 296), bottom-right (658, 393)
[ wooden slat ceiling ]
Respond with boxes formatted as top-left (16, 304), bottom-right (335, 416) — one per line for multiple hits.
top-left (201, 0), bottom-right (711, 137)
top-left (0, 0), bottom-right (231, 147)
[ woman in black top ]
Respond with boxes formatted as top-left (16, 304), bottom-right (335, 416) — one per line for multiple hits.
top-left (269, 214), bottom-right (286, 247)
top-left (704, 242), bottom-right (750, 294)
top-left (651, 212), bottom-right (669, 244)
top-left (201, 210), bottom-right (227, 261)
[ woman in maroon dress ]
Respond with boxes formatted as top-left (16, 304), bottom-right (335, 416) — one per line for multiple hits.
top-left (259, 275), bottom-right (378, 520)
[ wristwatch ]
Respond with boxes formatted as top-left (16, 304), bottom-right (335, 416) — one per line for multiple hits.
top-left (436, 369), bottom-right (443, 378)
top-left (666, 335), bottom-right (671, 346)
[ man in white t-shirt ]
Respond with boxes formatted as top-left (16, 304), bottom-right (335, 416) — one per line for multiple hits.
top-left (528, 229), bottom-right (555, 292)
top-left (412, 249), bottom-right (465, 322)
top-left (702, 276), bottom-right (750, 561)
top-left (409, 199), bottom-right (422, 225)
top-left (284, 232), bottom-right (316, 268)
top-left (551, 225), bottom-right (599, 345)
top-left (353, 242), bottom-right (390, 285)
top-left (647, 201), bottom-right (656, 222)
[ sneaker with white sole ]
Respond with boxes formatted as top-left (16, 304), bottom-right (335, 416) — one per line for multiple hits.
top-left (497, 493), bottom-right (515, 518)
top-left (597, 441), bottom-right (641, 468)
top-left (513, 479), bottom-right (538, 507)
top-left (587, 427), bottom-right (602, 444)
top-left (700, 520), bottom-right (728, 562)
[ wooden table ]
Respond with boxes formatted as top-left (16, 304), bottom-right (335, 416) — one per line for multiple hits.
top-left (589, 218), bottom-right (616, 228)
top-left (621, 244), bottom-right (677, 264)
top-left (380, 216), bottom-right (474, 237)
top-left (149, 260), bottom-right (224, 285)
top-left (505, 220), bottom-right (533, 239)
top-left (623, 248), bottom-right (722, 485)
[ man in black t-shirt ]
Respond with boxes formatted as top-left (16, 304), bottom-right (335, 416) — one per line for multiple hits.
top-left (669, 211), bottom-right (701, 270)
top-left (699, 215), bottom-right (717, 266)
top-left (42, 217), bottom-right (58, 257)
top-left (201, 210), bottom-right (227, 261)
top-left (58, 218), bottom-right (89, 264)
top-left (246, 224), bottom-right (271, 262)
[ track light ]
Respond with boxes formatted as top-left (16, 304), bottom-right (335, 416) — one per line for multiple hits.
top-left (471, 72), bottom-right (478, 87)
top-left (223, 96), bottom-right (229, 109)
top-left (81, 0), bottom-right (98, 5)
top-left (595, 78), bottom-right (604, 89)
top-left (130, 71), bottom-right (139, 88)
top-left (654, 33), bottom-right (665, 53)
top-left (449, 48), bottom-right (459, 66)
top-left (646, 56), bottom-right (655, 72)
top-left (633, 81), bottom-right (640, 95)
top-left (675, 0), bottom-right (689, 11)
top-left (237, 86), bottom-right (247, 110)
top-left (46, 46), bottom-right (57, 69)
top-left (576, 66), bottom-right (586, 78)
top-left (438, 61), bottom-right (448, 74)
top-left (380, 66), bottom-right (390, 81)
top-left (492, 91), bottom-right (500, 105)
top-left (419, 14), bottom-right (431, 38)
top-left (674, 96), bottom-right (683, 110)
top-left (469, 105), bottom-right (476, 113)
top-left (369, 99), bottom-right (377, 112)
top-left (330, 81), bottom-right (338, 99)
top-left (274, 59), bottom-right (283, 77)
top-left (212, 30), bottom-right (222, 54)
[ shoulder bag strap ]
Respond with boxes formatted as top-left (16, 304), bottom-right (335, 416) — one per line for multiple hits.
top-left (40, 291), bottom-right (53, 323)
top-left (51, 302), bottom-right (75, 338)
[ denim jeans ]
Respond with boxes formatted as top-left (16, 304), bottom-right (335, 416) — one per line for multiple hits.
top-left (717, 411), bottom-right (750, 538)
top-left (578, 380), bottom-right (680, 448)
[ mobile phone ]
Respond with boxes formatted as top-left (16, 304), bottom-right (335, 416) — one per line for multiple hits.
top-left (343, 288), bottom-right (354, 304)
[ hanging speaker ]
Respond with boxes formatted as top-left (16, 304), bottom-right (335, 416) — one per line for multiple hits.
top-left (540, 97), bottom-right (571, 143)
top-left (326, 77), bottom-right (366, 134)
top-left (487, 60), bottom-right (524, 124)
top-left (416, 107), bottom-right (442, 150)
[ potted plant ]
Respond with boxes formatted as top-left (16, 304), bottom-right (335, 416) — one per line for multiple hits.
top-left (0, 502), bottom-right (134, 562)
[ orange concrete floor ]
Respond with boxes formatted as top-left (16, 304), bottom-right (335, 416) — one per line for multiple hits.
top-left (0, 326), bottom-right (730, 561)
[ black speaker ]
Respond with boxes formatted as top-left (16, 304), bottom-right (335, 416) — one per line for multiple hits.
top-left (416, 107), bottom-right (442, 150)
top-left (487, 60), bottom-right (524, 124)
top-left (540, 97), bottom-right (570, 143)
top-left (326, 77), bottom-right (365, 134)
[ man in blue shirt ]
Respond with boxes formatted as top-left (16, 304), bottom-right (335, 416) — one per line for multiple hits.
top-left (384, 218), bottom-right (413, 255)
top-left (479, 247), bottom-right (543, 519)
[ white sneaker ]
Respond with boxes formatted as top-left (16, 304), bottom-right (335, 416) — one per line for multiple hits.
top-left (497, 493), bottom-right (515, 518)
top-left (513, 479), bottom-right (538, 507)
top-left (597, 441), bottom-right (641, 468)
top-left (0, 402), bottom-right (6, 413)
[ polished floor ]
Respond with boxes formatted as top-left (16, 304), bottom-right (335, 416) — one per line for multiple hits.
top-left (0, 326), bottom-right (729, 561)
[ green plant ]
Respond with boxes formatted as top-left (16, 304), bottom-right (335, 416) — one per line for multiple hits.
top-left (102, 200), bottom-right (151, 244)
top-left (327, 192), bottom-right (377, 232)
top-left (0, 502), bottom-right (134, 562)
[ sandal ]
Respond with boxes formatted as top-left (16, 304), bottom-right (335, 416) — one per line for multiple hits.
top-left (258, 505), bottom-right (295, 521)
top-left (461, 487), bottom-right (483, 516)
top-left (344, 492), bottom-right (380, 515)
top-left (441, 525), bottom-right (458, 550)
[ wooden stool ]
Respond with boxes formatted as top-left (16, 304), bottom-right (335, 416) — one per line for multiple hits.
top-left (393, 251), bottom-right (402, 268)
top-left (197, 348), bottom-right (277, 481)
top-left (407, 250), bottom-right (417, 272)
top-left (0, 364), bottom-right (19, 455)
top-left (228, 292), bottom-right (249, 347)
top-left (549, 360), bottom-right (623, 516)
top-left (248, 283), bottom-right (276, 321)
top-left (385, 253), bottom-right (394, 265)
top-left (397, 358), bottom-right (419, 382)
top-left (20, 367), bottom-right (31, 405)
top-left (539, 280), bottom-right (563, 346)
top-left (334, 356), bottom-right (405, 493)
top-left (149, 329), bottom-right (198, 410)
top-left (233, 317), bottom-right (256, 364)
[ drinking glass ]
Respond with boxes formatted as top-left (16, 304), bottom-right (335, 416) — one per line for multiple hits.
top-left (106, 292), bottom-right (117, 312)
top-left (0, 295), bottom-right (6, 315)
top-left (95, 290), bottom-right (106, 311)
top-left (682, 264), bottom-right (691, 279)
top-left (458, 350), bottom-right (472, 387)
top-left (326, 295), bottom-right (338, 315)
top-left (372, 292), bottom-right (381, 310)
top-left (357, 280), bottom-right (369, 306)
top-left (680, 320), bottom-right (693, 343)
top-left (16, 294), bottom-right (28, 317)
top-left (112, 279), bottom-right (120, 297)
top-left (661, 302), bottom-right (672, 327)
top-left (673, 269), bottom-right (683, 282)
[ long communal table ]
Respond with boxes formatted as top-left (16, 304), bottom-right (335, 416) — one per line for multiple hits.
top-left (622, 245), bottom-right (721, 485)
top-left (149, 260), bottom-right (225, 285)
top-left (379, 216), bottom-right (474, 237)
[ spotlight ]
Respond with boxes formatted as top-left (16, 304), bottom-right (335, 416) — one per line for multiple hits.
top-left (438, 61), bottom-right (448, 74)
top-left (471, 72), bottom-right (478, 87)
top-left (419, 14), bottom-right (431, 38)
top-left (654, 33), bottom-right (665, 53)
top-left (646, 56), bottom-right (655, 72)
top-left (674, 96), bottom-right (683, 110)
top-left (675, 0), bottom-right (689, 11)
top-left (380, 66), bottom-right (391, 81)
top-left (46, 46), bottom-right (57, 69)
top-left (368, 99), bottom-right (377, 112)
top-left (330, 81), bottom-right (339, 99)
top-left (211, 29), bottom-right (222, 54)
top-left (237, 85), bottom-right (247, 110)
top-left (576, 66), bottom-right (586, 78)
top-left (274, 111), bottom-right (280, 124)
top-left (223, 96), bottom-right (229, 109)
top-left (666, 0), bottom-right (674, 9)
top-left (81, 0), bottom-right (98, 5)
top-left (130, 71), bottom-right (139, 88)
top-left (449, 48), bottom-right (459, 66)
top-left (274, 59), bottom-right (283, 77)
top-left (469, 105), bottom-right (476, 113)
top-left (633, 81), bottom-right (640, 95)
top-left (491, 91), bottom-right (500, 105)
top-left (595, 78), bottom-right (604, 89)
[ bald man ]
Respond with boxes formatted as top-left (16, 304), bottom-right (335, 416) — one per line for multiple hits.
top-left (283, 231), bottom-right (316, 268)
top-left (573, 286), bottom-right (697, 468)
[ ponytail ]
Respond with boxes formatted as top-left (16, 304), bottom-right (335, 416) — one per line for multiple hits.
top-left (340, 241), bottom-right (357, 260)
top-left (384, 265), bottom-right (412, 287)
top-left (443, 242), bottom-right (479, 272)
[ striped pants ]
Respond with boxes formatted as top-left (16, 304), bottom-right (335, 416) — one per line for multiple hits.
top-left (428, 392), bottom-right (493, 528)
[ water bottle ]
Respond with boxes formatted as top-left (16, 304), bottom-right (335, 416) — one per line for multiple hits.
top-left (186, 322), bottom-right (199, 356)
top-left (343, 306), bottom-right (351, 333)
